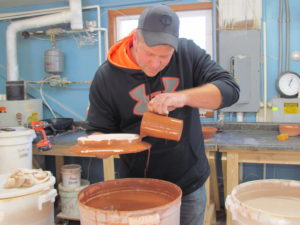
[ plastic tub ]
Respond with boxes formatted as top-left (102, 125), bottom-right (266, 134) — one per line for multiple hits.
top-left (226, 179), bottom-right (300, 225)
top-left (0, 127), bottom-right (35, 174)
top-left (0, 173), bottom-right (57, 225)
top-left (58, 179), bottom-right (90, 218)
top-left (78, 178), bottom-right (182, 225)
top-left (61, 164), bottom-right (81, 188)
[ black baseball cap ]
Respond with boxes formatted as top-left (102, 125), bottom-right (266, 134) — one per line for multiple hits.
top-left (138, 4), bottom-right (179, 50)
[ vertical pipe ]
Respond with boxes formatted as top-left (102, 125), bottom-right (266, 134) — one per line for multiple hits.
top-left (212, 0), bottom-right (218, 122)
top-left (263, 22), bottom-right (268, 122)
top-left (285, 0), bottom-right (290, 71)
top-left (278, 0), bottom-right (283, 75)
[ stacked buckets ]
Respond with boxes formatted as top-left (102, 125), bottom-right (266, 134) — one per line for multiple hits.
top-left (0, 127), bottom-right (57, 225)
top-left (59, 164), bottom-right (89, 219)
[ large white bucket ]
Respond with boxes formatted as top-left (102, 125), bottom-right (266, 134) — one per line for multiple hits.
top-left (226, 179), bottom-right (300, 225)
top-left (0, 173), bottom-right (57, 225)
top-left (0, 127), bottom-right (35, 174)
top-left (58, 179), bottom-right (90, 219)
top-left (78, 178), bottom-right (182, 225)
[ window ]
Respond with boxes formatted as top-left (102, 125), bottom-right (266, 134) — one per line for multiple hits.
top-left (109, 3), bottom-right (213, 56)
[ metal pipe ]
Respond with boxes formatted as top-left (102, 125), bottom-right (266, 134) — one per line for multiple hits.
top-left (6, 11), bottom-right (72, 81)
top-left (285, 0), bottom-right (290, 71)
top-left (263, 22), bottom-right (268, 122)
top-left (278, 0), bottom-right (283, 75)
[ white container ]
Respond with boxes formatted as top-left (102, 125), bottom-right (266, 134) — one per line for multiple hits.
top-left (78, 178), bottom-right (182, 225)
top-left (0, 173), bottom-right (57, 225)
top-left (226, 179), bottom-right (300, 225)
top-left (0, 127), bottom-right (35, 174)
top-left (61, 164), bottom-right (81, 188)
top-left (58, 179), bottom-right (90, 219)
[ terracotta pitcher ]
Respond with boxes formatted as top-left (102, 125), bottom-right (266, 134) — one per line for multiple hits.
top-left (140, 112), bottom-right (183, 141)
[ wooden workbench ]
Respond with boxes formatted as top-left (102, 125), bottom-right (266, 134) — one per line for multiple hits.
top-left (220, 148), bottom-right (300, 225)
top-left (33, 145), bottom-right (116, 182)
top-left (33, 144), bottom-right (220, 225)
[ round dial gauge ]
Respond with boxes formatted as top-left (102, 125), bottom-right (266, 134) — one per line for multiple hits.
top-left (276, 72), bottom-right (300, 98)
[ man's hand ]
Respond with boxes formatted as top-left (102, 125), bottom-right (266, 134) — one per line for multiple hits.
top-left (147, 84), bottom-right (222, 115)
top-left (147, 92), bottom-right (187, 115)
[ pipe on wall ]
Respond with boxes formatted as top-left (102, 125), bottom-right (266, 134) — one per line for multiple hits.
top-left (6, 11), bottom-right (72, 81)
top-left (6, 0), bottom-right (83, 82)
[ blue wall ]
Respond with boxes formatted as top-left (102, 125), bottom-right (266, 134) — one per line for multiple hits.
top-left (1, 0), bottom-right (300, 121)
top-left (1, 0), bottom-right (299, 121)
top-left (0, 0), bottom-right (205, 120)
top-left (1, 0), bottom-right (299, 185)
top-left (263, 0), bottom-right (300, 100)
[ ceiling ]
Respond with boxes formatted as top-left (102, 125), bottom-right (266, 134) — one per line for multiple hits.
top-left (0, 0), bottom-right (67, 9)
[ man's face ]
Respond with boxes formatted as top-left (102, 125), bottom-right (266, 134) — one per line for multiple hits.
top-left (133, 32), bottom-right (174, 77)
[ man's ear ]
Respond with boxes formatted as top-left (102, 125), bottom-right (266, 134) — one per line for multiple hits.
top-left (132, 29), bottom-right (138, 44)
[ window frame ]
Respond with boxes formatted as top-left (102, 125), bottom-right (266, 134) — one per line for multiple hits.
top-left (108, 2), bottom-right (213, 48)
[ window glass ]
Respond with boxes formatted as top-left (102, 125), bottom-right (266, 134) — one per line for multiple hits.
top-left (116, 9), bottom-right (213, 56)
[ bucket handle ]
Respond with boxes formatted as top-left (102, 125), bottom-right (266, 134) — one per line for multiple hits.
top-left (38, 189), bottom-right (57, 211)
top-left (129, 213), bottom-right (160, 225)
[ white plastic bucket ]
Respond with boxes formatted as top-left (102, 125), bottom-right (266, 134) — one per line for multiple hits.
top-left (0, 127), bottom-right (35, 174)
top-left (0, 173), bottom-right (57, 225)
top-left (78, 178), bottom-right (182, 225)
top-left (58, 179), bottom-right (90, 219)
top-left (226, 179), bottom-right (300, 225)
top-left (61, 164), bottom-right (81, 188)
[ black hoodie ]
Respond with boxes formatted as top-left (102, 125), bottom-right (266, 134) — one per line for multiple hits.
top-left (87, 33), bottom-right (240, 195)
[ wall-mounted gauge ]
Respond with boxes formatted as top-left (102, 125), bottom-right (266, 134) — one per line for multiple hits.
top-left (276, 72), bottom-right (300, 98)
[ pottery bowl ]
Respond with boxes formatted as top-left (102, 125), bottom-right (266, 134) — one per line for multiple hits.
top-left (279, 124), bottom-right (300, 136)
top-left (202, 126), bottom-right (218, 140)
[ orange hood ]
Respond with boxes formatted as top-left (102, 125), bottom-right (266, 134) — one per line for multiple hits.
top-left (108, 33), bottom-right (141, 70)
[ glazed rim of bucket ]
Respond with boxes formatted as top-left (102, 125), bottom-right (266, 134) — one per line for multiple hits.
top-left (78, 178), bottom-right (182, 213)
top-left (228, 179), bottom-right (300, 221)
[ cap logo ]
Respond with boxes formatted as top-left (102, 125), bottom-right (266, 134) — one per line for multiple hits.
top-left (160, 15), bottom-right (172, 27)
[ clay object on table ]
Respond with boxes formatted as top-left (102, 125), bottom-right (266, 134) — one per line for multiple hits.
top-left (77, 133), bottom-right (141, 147)
top-left (70, 133), bottom-right (151, 158)
top-left (279, 124), bottom-right (300, 136)
top-left (202, 126), bottom-right (217, 140)
top-left (140, 112), bottom-right (183, 141)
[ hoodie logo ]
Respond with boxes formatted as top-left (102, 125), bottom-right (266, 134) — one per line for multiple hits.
top-left (129, 77), bottom-right (179, 115)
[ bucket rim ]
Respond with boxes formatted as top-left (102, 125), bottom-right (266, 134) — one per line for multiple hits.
top-left (227, 179), bottom-right (300, 221)
top-left (0, 127), bottom-right (35, 138)
top-left (61, 164), bottom-right (81, 172)
top-left (78, 177), bottom-right (182, 214)
top-left (0, 174), bottom-right (55, 199)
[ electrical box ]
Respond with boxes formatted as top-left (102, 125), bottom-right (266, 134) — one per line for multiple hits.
top-left (219, 30), bottom-right (261, 112)
top-left (0, 99), bottom-right (43, 127)
top-left (272, 98), bottom-right (300, 123)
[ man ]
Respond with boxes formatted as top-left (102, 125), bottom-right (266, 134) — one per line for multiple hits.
top-left (87, 4), bottom-right (239, 225)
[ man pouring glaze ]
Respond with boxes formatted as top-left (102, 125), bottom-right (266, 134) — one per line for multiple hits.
top-left (87, 4), bottom-right (240, 225)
